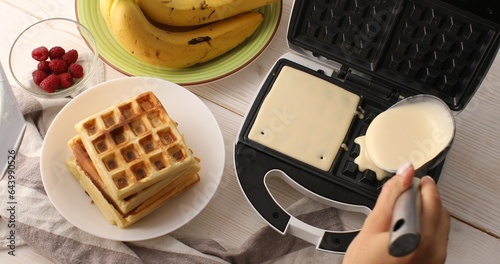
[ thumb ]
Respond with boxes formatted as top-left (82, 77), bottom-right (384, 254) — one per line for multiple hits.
top-left (363, 162), bottom-right (415, 233)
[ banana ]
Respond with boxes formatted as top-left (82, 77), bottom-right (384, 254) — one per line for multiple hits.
top-left (106, 0), bottom-right (264, 68)
top-left (136, 0), bottom-right (279, 26)
top-left (100, 0), bottom-right (116, 28)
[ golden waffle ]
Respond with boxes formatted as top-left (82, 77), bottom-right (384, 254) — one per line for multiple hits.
top-left (66, 156), bottom-right (199, 228)
top-left (67, 136), bottom-right (200, 218)
top-left (74, 91), bottom-right (200, 200)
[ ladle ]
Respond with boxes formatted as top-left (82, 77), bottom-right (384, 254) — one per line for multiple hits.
top-left (364, 94), bottom-right (456, 257)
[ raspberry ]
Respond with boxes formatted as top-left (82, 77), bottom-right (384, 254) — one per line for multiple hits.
top-left (39, 74), bottom-right (59, 93)
top-left (69, 63), bottom-right (84, 78)
top-left (62, 49), bottom-right (79, 65)
top-left (37, 61), bottom-right (51, 73)
top-left (30, 46), bottom-right (83, 93)
top-left (59, 72), bottom-right (73, 89)
top-left (49, 46), bottom-right (65, 59)
top-left (32, 70), bottom-right (49, 85)
top-left (49, 59), bottom-right (68, 74)
top-left (31, 46), bottom-right (49, 61)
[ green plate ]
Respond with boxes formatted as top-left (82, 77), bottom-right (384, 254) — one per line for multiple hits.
top-left (75, 0), bottom-right (282, 86)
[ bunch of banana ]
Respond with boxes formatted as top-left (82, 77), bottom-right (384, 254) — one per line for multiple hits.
top-left (100, 0), bottom-right (271, 68)
top-left (136, 0), bottom-right (279, 26)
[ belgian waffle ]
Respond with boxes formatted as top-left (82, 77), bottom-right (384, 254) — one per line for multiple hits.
top-left (66, 155), bottom-right (199, 228)
top-left (67, 136), bottom-right (200, 219)
top-left (73, 91), bottom-right (200, 200)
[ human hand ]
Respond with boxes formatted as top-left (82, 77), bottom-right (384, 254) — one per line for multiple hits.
top-left (343, 163), bottom-right (450, 264)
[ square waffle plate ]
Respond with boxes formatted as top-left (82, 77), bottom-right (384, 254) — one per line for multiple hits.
top-left (288, 0), bottom-right (500, 110)
top-left (41, 77), bottom-right (224, 241)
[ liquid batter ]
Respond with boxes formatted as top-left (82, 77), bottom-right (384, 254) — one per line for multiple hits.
top-left (354, 136), bottom-right (391, 180)
top-left (248, 66), bottom-right (360, 171)
top-left (355, 97), bottom-right (454, 180)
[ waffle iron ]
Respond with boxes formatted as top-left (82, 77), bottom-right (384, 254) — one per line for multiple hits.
top-left (234, 0), bottom-right (500, 253)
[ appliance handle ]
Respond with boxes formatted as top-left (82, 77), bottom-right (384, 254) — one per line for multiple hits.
top-left (263, 169), bottom-right (372, 253)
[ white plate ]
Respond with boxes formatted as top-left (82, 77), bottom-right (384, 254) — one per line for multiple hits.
top-left (41, 77), bottom-right (225, 241)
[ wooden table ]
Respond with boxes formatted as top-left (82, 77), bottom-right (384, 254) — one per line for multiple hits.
top-left (1, 0), bottom-right (499, 263)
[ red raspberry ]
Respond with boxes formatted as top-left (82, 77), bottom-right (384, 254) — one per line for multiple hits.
top-left (49, 46), bottom-right (65, 59)
top-left (62, 49), bottom-right (79, 65)
top-left (69, 63), bottom-right (84, 78)
top-left (39, 74), bottom-right (59, 93)
top-left (31, 46), bottom-right (49, 61)
top-left (37, 61), bottom-right (51, 74)
top-left (32, 70), bottom-right (49, 85)
top-left (49, 59), bottom-right (68, 74)
top-left (59, 73), bottom-right (73, 89)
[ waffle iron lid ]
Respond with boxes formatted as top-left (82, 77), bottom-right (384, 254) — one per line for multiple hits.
top-left (287, 0), bottom-right (500, 111)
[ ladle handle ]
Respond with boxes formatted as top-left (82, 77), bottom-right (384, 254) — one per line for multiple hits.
top-left (389, 178), bottom-right (421, 257)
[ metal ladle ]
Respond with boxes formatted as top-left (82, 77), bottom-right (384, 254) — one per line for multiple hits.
top-left (365, 94), bottom-right (456, 257)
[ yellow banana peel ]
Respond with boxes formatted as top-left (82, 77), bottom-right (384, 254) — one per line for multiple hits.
top-left (136, 0), bottom-right (279, 26)
top-left (105, 0), bottom-right (264, 68)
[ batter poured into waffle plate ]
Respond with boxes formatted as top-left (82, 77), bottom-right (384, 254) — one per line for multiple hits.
top-left (41, 77), bottom-right (224, 241)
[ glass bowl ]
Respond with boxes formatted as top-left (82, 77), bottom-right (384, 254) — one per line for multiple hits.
top-left (9, 18), bottom-right (98, 98)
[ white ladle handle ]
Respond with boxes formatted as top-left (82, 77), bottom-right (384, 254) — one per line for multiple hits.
top-left (389, 177), bottom-right (420, 257)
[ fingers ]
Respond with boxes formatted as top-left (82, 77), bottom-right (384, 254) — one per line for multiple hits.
top-left (364, 162), bottom-right (416, 232)
top-left (415, 176), bottom-right (450, 262)
top-left (437, 206), bottom-right (451, 242)
top-left (420, 176), bottom-right (450, 244)
top-left (434, 205), bottom-right (451, 255)
top-left (419, 176), bottom-right (443, 231)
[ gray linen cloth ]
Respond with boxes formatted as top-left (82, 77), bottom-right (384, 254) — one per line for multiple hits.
top-left (0, 87), bottom-right (345, 263)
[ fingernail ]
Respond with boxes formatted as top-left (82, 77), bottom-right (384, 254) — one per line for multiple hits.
top-left (423, 175), bottom-right (435, 183)
top-left (396, 161), bottom-right (412, 175)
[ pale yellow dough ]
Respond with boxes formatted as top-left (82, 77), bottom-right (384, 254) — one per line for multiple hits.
top-left (249, 66), bottom-right (360, 171)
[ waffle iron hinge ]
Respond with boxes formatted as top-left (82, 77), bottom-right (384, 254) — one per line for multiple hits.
top-left (336, 65), bottom-right (400, 102)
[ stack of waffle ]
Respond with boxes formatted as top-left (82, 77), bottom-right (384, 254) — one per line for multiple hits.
top-left (66, 91), bottom-right (201, 228)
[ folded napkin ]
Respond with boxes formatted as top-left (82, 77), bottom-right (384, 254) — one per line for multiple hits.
top-left (0, 87), bottom-right (345, 264)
